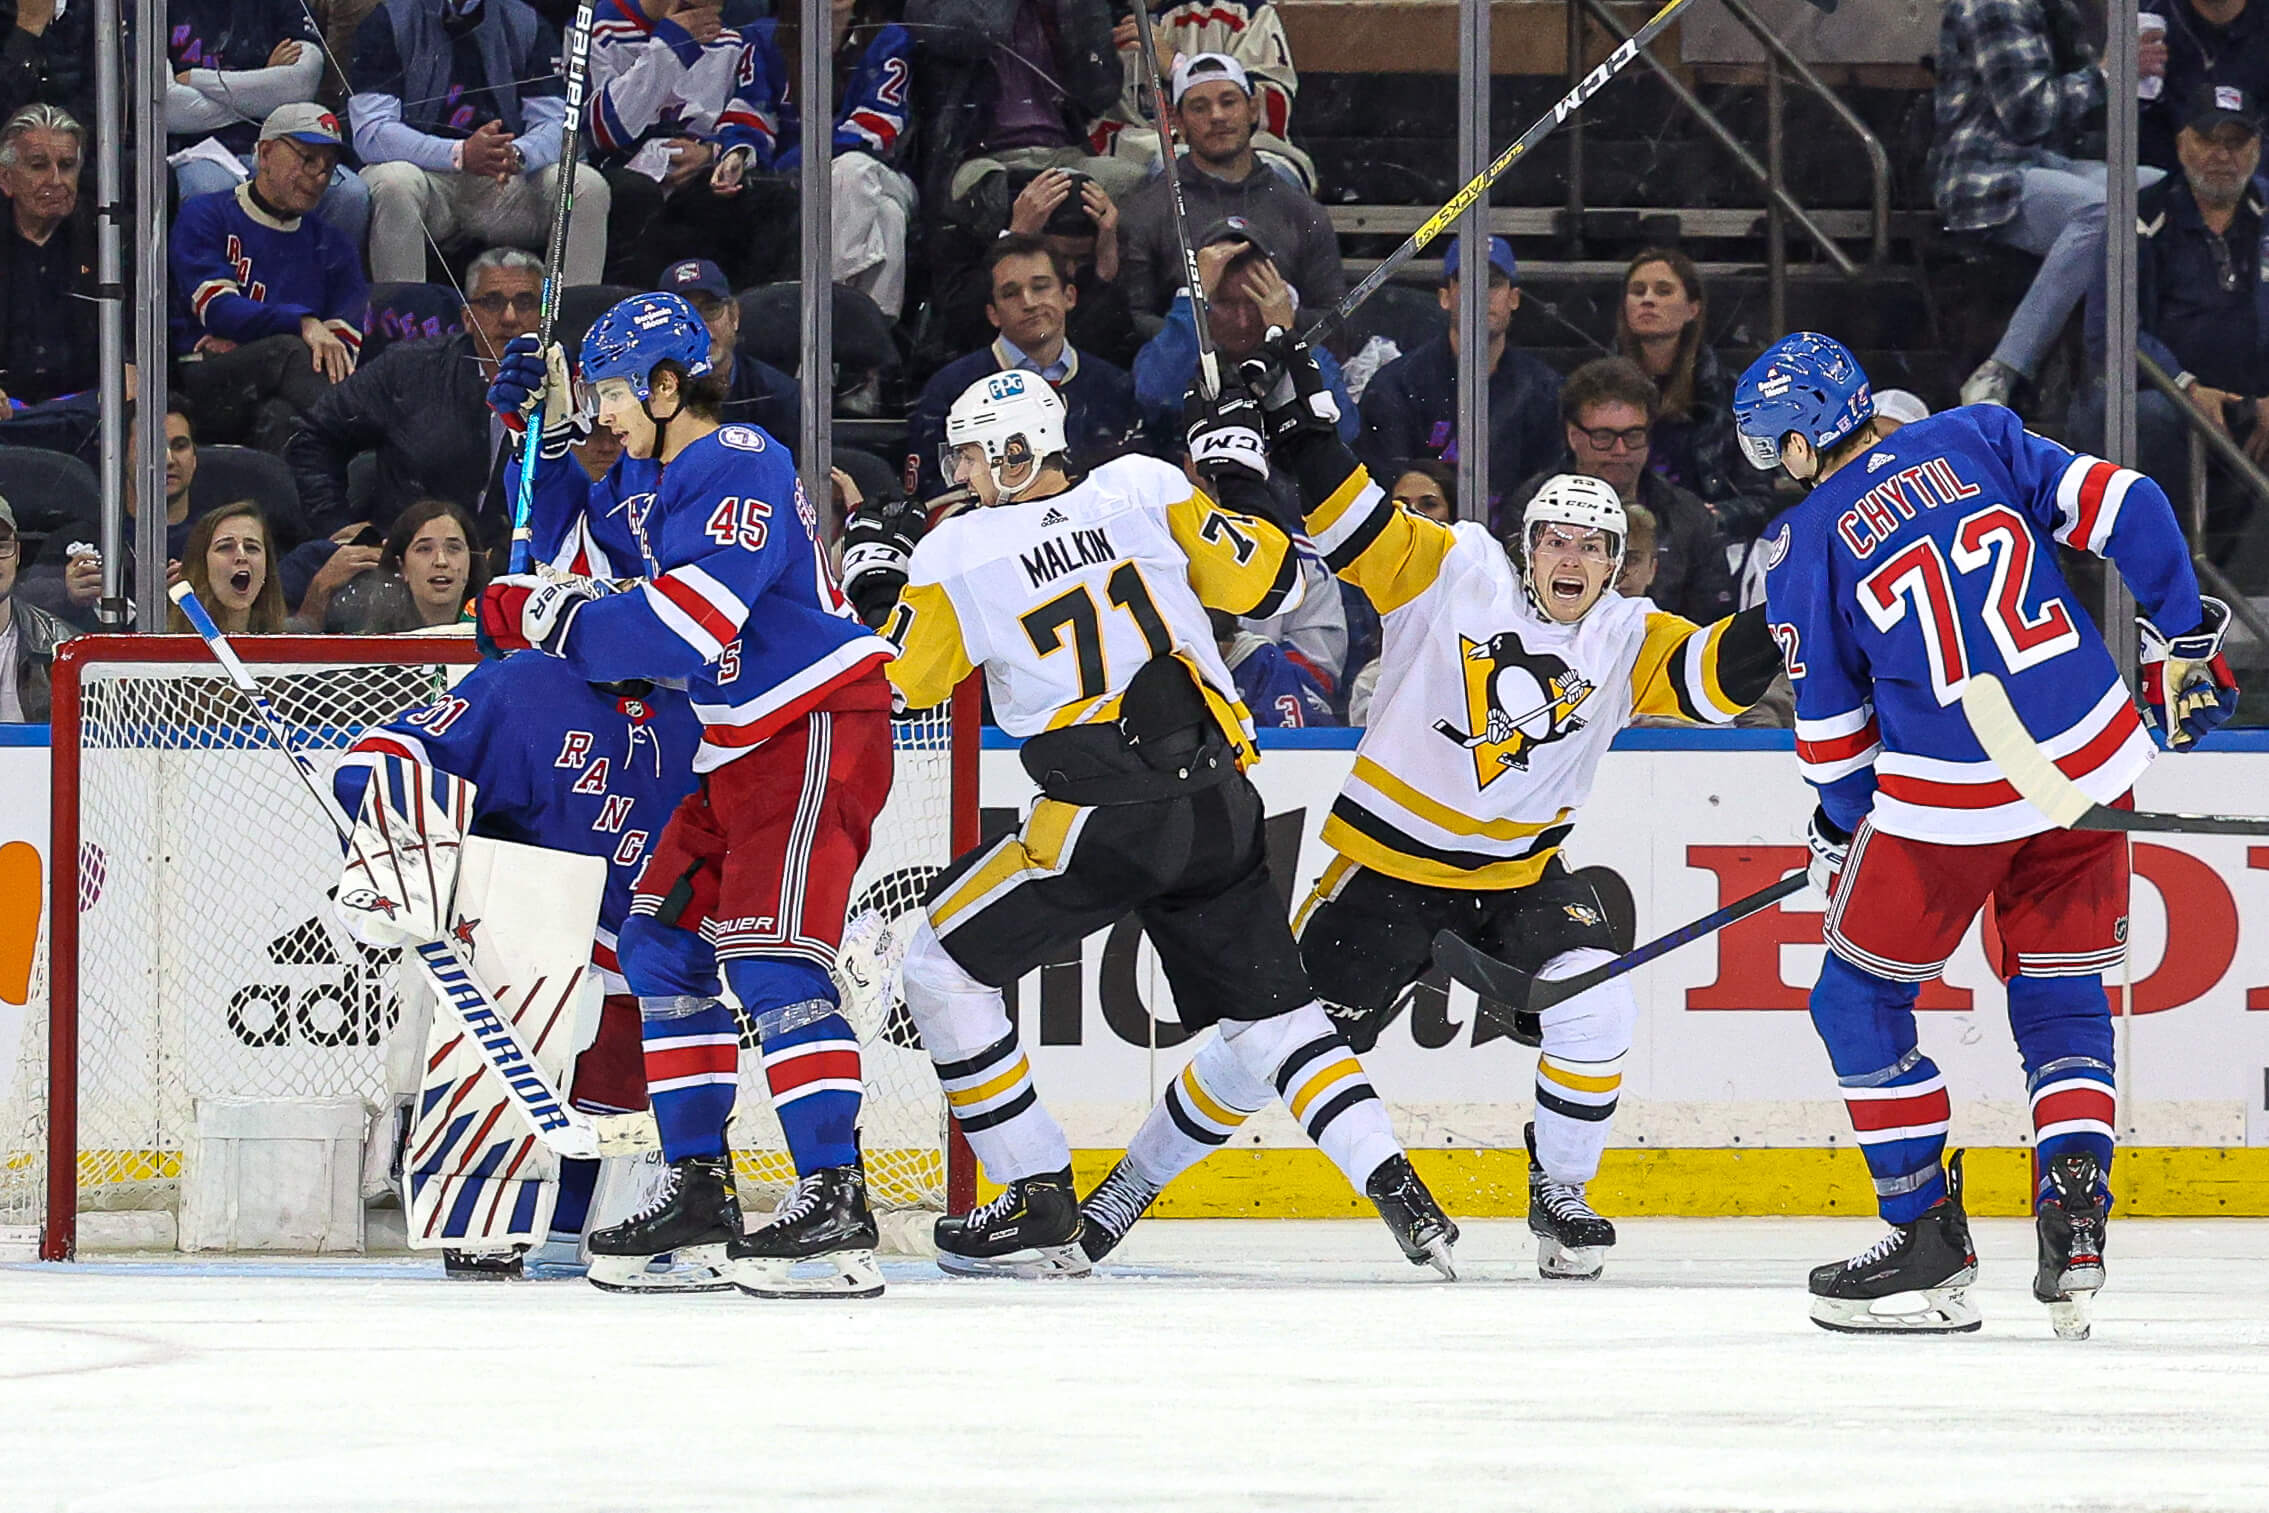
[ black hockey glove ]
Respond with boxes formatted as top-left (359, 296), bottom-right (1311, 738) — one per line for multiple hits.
top-left (1238, 327), bottom-right (1342, 444)
top-left (841, 494), bottom-right (926, 630)
top-left (1183, 382), bottom-right (1271, 485)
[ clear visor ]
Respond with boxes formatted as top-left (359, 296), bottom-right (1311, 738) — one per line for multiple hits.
top-left (940, 441), bottom-right (985, 485)
top-left (580, 375), bottom-right (635, 418)
top-left (1737, 428), bottom-right (1784, 471)
top-left (1526, 522), bottom-right (1618, 563)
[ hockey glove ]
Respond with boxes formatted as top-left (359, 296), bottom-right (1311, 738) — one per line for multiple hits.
top-left (840, 493), bottom-right (926, 630)
top-left (333, 757), bottom-right (475, 951)
top-left (2140, 596), bottom-right (2239, 749)
top-left (486, 335), bottom-right (582, 460)
top-left (1183, 382), bottom-right (1271, 484)
top-left (1237, 327), bottom-right (1341, 443)
top-left (478, 572), bottom-right (606, 658)
top-left (1805, 805), bottom-right (1851, 901)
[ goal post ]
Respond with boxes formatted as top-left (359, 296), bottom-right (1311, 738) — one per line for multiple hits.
top-left (4, 634), bottom-right (975, 1261)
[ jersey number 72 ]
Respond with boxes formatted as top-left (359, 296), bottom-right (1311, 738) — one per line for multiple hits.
top-left (1857, 502), bottom-right (2080, 705)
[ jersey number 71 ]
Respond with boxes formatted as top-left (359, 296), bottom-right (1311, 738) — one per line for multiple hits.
top-left (1857, 502), bottom-right (2080, 705)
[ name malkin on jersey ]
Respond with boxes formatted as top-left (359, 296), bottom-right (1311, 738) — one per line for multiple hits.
top-left (1021, 526), bottom-right (1118, 588)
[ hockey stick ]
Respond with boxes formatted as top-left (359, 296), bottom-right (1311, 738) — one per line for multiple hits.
top-left (1432, 871), bottom-right (1811, 1016)
top-left (1131, 0), bottom-right (1220, 400)
top-left (508, 0), bottom-right (598, 575)
top-left (1961, 673), bottom-right (2269, 835)
top-left (165, 583), bottom-right (657, 1159)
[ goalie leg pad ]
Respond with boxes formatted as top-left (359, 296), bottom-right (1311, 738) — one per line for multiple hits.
top-left (733, 956), bottom-right (866, 1175)
top-left (1531, 947), bottom-right (1632, 1186)
top-left (1221, 1002), bottom-right (1402, 1192)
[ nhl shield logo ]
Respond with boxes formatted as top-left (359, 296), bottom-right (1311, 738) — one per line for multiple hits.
top-left (1432, 632), bottom-right (1596, 787)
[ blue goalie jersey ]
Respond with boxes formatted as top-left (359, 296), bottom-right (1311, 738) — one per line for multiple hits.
top-left (1763, 403), bottom-right (2204, 845)
top-left (335, 651), bottom-right (703, 984)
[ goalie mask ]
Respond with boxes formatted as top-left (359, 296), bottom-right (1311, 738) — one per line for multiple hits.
top-left (1516, 474), bottom-right (1627, 624)
top-left (943, 370), bottom-right (1069, 503)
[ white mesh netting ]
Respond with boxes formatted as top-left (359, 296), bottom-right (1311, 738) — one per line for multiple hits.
top-left (0, 640), bottom-right (959, 1253)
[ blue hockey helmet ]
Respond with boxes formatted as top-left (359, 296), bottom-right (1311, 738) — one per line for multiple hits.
top-left (578, 291), bottom-right (713, 401)
top-left (1732, 332), bottom-right (1875, 472)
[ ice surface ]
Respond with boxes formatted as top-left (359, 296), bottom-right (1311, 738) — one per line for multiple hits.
top-left (5, 1218), bottom-right (2267, 1513)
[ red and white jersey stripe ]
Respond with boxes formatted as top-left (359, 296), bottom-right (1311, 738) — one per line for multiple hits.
top-left (1869, 682), bottom-right (2152, 845)
top-left (1795, 702), bottom-right (1881, 786)
top-left (2050, 454), bottom-right (2142, 557)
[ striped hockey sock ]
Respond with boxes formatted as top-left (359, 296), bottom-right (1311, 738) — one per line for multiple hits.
top-left (759, 1013), bottom-right (865, 1174)
top-left (1122, 1031), bottom-right (1271, 1188)
top-left (1532, 1050), bottom-right (1624, 1184)
top-left (933, 1027), bottom-right (1070, 1180)
top-left (1840, 1045), bottom-right (1951, 1224)
top-left (1225, 1002), bottom-right (1402, 1190)
top-left (2029, 1054), bottom-right (2116, 1202)
top-left (640, 997), bottom-right (741, 1161)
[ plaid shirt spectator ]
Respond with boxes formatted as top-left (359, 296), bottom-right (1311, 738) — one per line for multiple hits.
top-left (1930, 0), bottom-right (2106, 233)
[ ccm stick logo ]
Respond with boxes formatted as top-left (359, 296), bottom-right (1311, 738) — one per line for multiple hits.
top-left (414, 942), bottom-right (573, 1136)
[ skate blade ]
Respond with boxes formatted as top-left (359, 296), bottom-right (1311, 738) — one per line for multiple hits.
top-left (2045, 1294), bottom-right (2095, 1341)
top-left (934, 1243), bottom-right (1092, 1279)
top-left (1420, 1236), bottom-right (1458, 1282)
top-left (733, 1249), bottom-right (885, 1300)
top-left (1809, 1285), bottom-right (1981, 1335)
top-left (1536, 1237), bottom-right (1604, 1281)
top-left (586, 1244), bottom-right (735, 1295)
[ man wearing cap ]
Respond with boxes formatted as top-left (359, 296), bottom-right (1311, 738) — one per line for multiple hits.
top-left (0, 495), bottom-right (78, 723)
top-left (1356, 234), bottom-right (1563, 524)
top-left (1092, 3), bottom-right (1314, 192)
top-left (172, 103), bottom-right (370, 456)
top-left (1117, 51), bottom-right (1342, 324)
top-left (2141, 0), bottom-right (2269, 172)
top-left (657, 258), bottom-right (800, 449)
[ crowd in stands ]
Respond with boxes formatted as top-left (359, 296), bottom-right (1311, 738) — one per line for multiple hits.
top-left (2, 0), bottom-right (2265, 727)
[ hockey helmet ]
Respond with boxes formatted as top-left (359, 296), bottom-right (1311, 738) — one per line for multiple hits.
top-left (943, 369), bottom-right (1069, 501)
top-left (579, 291), bottom-right (713, 402)
top-left (1517, 473), bottom-right (1627, 622)
top-left (1732, 332), bottom-right (1874, 472)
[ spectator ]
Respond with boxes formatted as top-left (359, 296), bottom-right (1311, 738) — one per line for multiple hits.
top-left (654, 258), bottom-right (800, 445)
top-left (1872, 389), bottom-right (1931, 432)
top-left (1118, 53), bottom-right (1341, 322)
top-left (2141, 0), bottom-right (2267, 171)
top-left (1358, 235), bottom-right (1562, 527)
top-left (321, 497), bottom-right (490, 631)
top-left (32, 399), bottom-right (208, 629)
top-left (287, 521), bottom-right (388, 630)
top-left (571, 416), bottom-right (624, 481)
top-left (287, 245), bottom-right (543, 543)
top-left (905, 233), bottom-right (1141, 499)
top-left (0, 492), bottom-right (72, 720)
top-left (168, 1), bottom-right (373, 246)
top-left (1133, 217), bottom-right (1355, 444)
top-left (908, 0), bottom-right (1142, 232)
top-left (1508, 357), bottom-right (1736, 624)
top-left (1210, 607), bottom-right (1334, 728)
top-left (932, 166), bottom-right (1141, 369)
top-left (350, 0), bottom-right (611, 284)
top-left (173, 105), bottom-right (371, 455)
top-left (1615, 246), bottom-right (1768, 532)
top-left (588, 0), bottom-right (801, 292)
top-left (1093, 2), bottom-right (1313, 192)
top-left (0, 0), bottom-right (94, 130)
top-left (167, 501), bottom-right (288, 635)
top-left (1934, 0), bottom-right (2166, 407)
top-left (1613, 503), bottom-right (1659, 599)
top-left (0, 105), bottom-right (110, 457)
top-left (1387, 459), bottom-right (1455, 522)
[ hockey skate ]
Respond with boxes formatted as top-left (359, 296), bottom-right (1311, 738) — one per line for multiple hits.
top-left (1366, 1154), bottom-right (1458, 1280)
top-left (1525, 1122), bottom-right (1615, 1280)
top-left (586, 1154), bottom-right (741, 1294)
top-left (2033, 1152), bottom-right (2109, 1341)
top-left (730, 1164), bottom-right (885, 1300)
top-left (933, 1167), bottom-right (1091, 1277)
top-left (1809, 1149), bottom-right (1980, 1334)
top-left (1077, 1158), bottom-right (1164, 1264)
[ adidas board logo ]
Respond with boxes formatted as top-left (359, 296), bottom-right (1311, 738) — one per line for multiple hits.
top-left (1866, 452), bottom-right (1895, 473)
top-left (1040, 506), bottom-right (1068, 527)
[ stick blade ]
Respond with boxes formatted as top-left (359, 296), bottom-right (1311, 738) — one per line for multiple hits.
top-left (1430, 929), bottom-right (1525, 1001)
top-left (1959, 674), bottom-right (2097, 829)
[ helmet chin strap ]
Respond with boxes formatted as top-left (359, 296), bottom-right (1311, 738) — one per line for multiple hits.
top-left (642, 388), bottom-right (685, 461)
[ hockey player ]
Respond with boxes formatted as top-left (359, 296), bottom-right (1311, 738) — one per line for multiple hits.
top-left (330, 650), bottom-right (700, 1279)
top-left (478, 292), bottom-right (900, 1298)
top-left (1070, 337), bottom-right (1784, 1279)
top-left (840, 370), bottom-right (1458, 1278)
top-left (1733, 332), bottom-right (2239, 1337)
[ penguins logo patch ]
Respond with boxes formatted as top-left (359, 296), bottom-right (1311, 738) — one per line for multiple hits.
top-left (1433, 632), bottom-right (1596, 786)
top-left (1563, 903), bottom-right (1603, 927)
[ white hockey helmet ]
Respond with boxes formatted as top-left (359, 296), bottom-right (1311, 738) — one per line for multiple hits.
top-left (1518, 473), bottom-right (1628, 620)
top-left (943, 369), bottom-right (1069, 501)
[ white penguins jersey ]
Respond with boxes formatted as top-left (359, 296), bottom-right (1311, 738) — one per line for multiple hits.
top-left (1301, 465), bottom-right (1755, 889)
top-left (883, 454), bottom-right (1305, 763)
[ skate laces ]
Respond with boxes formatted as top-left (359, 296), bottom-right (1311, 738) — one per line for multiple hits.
top-left (965, 1185), bottom-right (1024, 1229)
top-left (1846, 1228), bottom-right (1905, 1271)
top-left (1535, 1177), bottom-right (1597, 1223)
top-left (768, 1172), bottom-right (825, 1227)
top-left (1084, 1169), bottom-right (1160, 1237)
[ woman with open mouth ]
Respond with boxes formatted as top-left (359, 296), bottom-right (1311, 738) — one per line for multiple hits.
top-left (168, 503), bottom-right (286, 635)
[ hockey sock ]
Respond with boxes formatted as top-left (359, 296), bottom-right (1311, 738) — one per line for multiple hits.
top-left (552, 1157), bottom-right (599, 1237)
top-left (638, 996), bottom-right (741, 1162)
top-left (1532, 949), bottom-right (1635, 1185)
top-left (1812, 954), bottom-right (1947, 1223)
top-left (726, 957), bottom-right (864, 1175)
top-left (2007, 973), bottom-right (2117, 1206)
top-left (901, 914), bottom-right (1071, 1181)
top-left (1222, 1002), bottom-right (1401, 1190)
top-left (1121, 1030), bottom-right (1272, 1189)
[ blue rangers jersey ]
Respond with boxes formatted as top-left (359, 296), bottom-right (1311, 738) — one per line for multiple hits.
top-left (1764, 403), bottom-right (2204, 845)
top-left (334, 651), bottom-right (702, 988)
top-left (743, 19), bottom-right (915, 168)
top-left (554, 423), bottom-right (897, 771)
top-left (523, 447), bottom-right (651, 579)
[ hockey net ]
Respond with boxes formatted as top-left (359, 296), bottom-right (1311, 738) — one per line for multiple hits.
top-left (0, 634), bottom-right (973, 1259)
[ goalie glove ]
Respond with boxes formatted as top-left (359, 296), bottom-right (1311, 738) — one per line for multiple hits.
top-left (1236, 327), bottom-right (1341, 443)
top-left (1805, 805), bottom-right (1851, 901)
top-left (486, 335), bottom-right (583, 459)
top-left (333, 757), bottom-right (477, 951)
top-left (2140, 596), bottom-right (2239, 750)
top-left (841, 494), bottom-right (926, 630)
top-left (479, 572), bottom-right (609, 658)
top-left (1183, 382), bottom-right (1271, 484)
